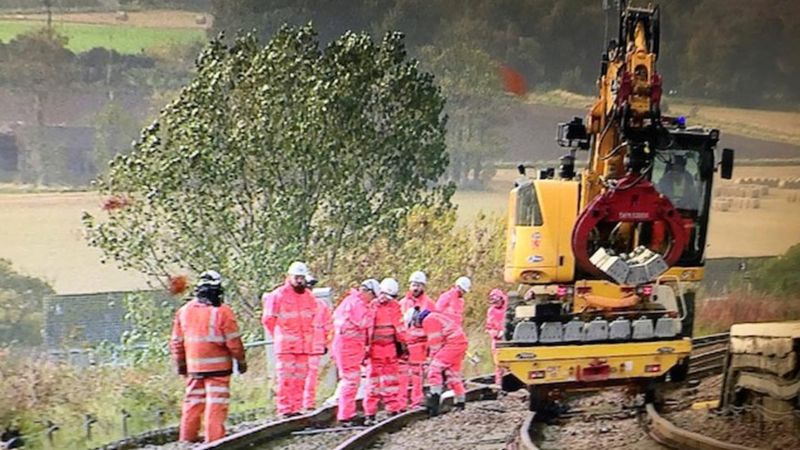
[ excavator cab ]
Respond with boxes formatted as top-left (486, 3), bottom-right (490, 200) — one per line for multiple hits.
top-left (650, 124), bottom-right (734, 271)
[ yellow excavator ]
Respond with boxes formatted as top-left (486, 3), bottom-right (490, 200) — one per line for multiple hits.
top-left (496, 0), bottom-right (735, 412)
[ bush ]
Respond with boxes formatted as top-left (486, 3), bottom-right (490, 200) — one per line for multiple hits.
top-left (0, 259), bottom-right (54, 346)
top-left (325, 206), bottom-right (509, 331)
top-left (747, 244), bottom-right (800, 298)
top-left (695, 292), bottom-right (800, 336)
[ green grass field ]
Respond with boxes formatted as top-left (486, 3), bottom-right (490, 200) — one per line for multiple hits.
top-left (0, 20), bottom-right (205, 53)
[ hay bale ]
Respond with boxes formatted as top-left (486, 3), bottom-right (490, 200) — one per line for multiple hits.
top-left (195, 15), bottom-right (207, 25)
top-left (115, 11), bottom-right (128, 21)
top-left (713, 198), bottom-right (732, 211)
top-left (749, 198), bottom-right (760, 209)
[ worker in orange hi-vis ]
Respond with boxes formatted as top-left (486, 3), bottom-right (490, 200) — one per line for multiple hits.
top-left (397, 271), bottom-right (435, 409)
top-left (262, 261), bottom-right (318, 418)
top-left (170, 270), bottom-right (247, 443)
top-left (303, 275), bottom-right (333, 411)
top-left (406, 309), bottom-right (468, 417)
top-left (435, 276), bottom-right (471, 326)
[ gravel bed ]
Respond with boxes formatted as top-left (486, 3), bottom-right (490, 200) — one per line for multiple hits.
top-left (537, 388), bottom-right (666, 450)
top-left (372, 391), bottom-right (529, 450)
top-left (665, 407), bottom-right (799, 449)
top-left (137, 418), bottom-right (270, 450)
top-left (253, 427), bottom-right (359, 450)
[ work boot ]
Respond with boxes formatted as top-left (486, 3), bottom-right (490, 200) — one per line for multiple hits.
top-left (453, 401), bottom-right (466, 411)
top-left (426, 393), bottom-right (441, 417)
top-left (340, 418), bottom-right (359, 428)
top-left (363, 415), bottom-right (377, 426)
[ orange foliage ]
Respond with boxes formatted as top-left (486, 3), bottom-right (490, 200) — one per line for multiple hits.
top-left (101, 195), bottom-right (131, 211)
top-left (500, 65), bottom-right (526, 97)
top-left (168, 274), bottom-right (189, 296)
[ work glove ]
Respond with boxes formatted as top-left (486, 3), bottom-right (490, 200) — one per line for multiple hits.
top-left (176, 364), bottom-right (187, 376)
top-left (395, 341), bottom-right (409, 358)
top-left (237, 360), bottom-right (248, 375)
top-left (323, 347), bottom-right (328, 355)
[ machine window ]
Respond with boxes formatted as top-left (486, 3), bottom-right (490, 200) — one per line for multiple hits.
top-left (652, 150), bottom-right (706, 212)
top-left (516, 183), bottom-right (544, 226)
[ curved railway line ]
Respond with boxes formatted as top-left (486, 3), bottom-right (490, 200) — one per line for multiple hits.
top-left (111, 333), bottom-right (744, 450)
top-left (516, 332), bottom-right (763, 450)
top-left (193, 375), bottom-right (496, 450)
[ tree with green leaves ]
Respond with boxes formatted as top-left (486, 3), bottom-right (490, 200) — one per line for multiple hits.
top-left (418, 17), bottom-right (510, 187)
top-left (0, 259), bottom-right (54, 347)
top-left (83, 26), bottom-right (451, 317)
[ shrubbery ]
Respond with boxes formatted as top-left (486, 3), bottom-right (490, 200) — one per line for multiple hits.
top-left (695, 244), bottom-right (800, 334)
top-left (0, 259), bottom-right (54, 347)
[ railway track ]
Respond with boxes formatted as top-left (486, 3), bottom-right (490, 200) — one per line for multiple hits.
top-left (517, 333), bottom-right (763, 450)
top-left (122, 333), bottom-right (732, 450)
top-left (194, 375), bottom-right (496, 450)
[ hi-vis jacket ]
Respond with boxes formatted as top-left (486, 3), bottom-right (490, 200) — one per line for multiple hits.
top-left (262, 282), bottom-right (318, 354)
top-left (171, 299), bottom-right (246, 376)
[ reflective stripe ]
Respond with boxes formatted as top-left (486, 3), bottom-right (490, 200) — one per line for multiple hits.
top-left (185, 398), bottom-right (205, 404)
top-left (207, 386), bottom-right (230, 393)
top-left (278, 312), bottom-right (299, 319)
top-left (188, 356), bottom-right (231, 364)
top-left (382, 375), bottom-right (399, 382)
top-left (340, 331), bottom-right (366, 338)
top-left (383, 386), bottom-right (401, 393)
top-left (225, 331), bottom-right (242, 340)
top-left (279, 335), bottom-right (300, 342)
top-left (180, 306), bottom-right (190, 330)
top-left (209, 308), bottom-right (218, 337)
top-left (427, 332), bottom-right (442, 339)
top-left (187, 389), bottom-right (206, 395)
top-left (171, 335), bottom-right (184, 343)
top-left (186, 335), bottom-right (225, 343)
top-left (279, 373), bottom-right (306, 379)
top-left (208, 398), bottom-right (230, 404)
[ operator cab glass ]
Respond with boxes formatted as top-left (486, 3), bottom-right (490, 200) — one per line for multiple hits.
top-left (649, 130), bottom-right (716, 266)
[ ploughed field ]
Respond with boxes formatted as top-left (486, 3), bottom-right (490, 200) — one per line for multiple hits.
top-left (1, 165), bottom-right (799, 294)
top-left (0, 10), bottom-right (207, 53)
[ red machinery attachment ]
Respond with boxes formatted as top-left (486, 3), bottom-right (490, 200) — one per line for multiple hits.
top-left (571, 173), bottom-right (688, 278)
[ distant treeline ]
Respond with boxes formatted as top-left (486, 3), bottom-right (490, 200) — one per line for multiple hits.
top-left (211, 0), bottom-right (800, 108)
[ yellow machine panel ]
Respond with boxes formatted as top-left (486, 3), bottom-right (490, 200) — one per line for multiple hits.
top-left (505, 179), bottom-right (578, 284)
top-left (497, 339), bottom-right (691, 385)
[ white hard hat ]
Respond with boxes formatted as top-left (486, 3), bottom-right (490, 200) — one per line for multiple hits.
top-left (287, 261), bottom-right (310, 277)
top-left (455, 276), bottom-right (472, 292)
top-left (408, 271), bottom-right (427, 285)
top-left (360, 279), bottom-right (381, 296)
top-left (380, 278), bottom-right (400, 297)
top-left (197, 270), bottom-right (222, 288)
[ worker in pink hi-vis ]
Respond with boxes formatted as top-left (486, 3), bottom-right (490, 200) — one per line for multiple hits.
top-left (397, 271), bottom-right (435, 409)
top-left (484, 288), bottom-right (508, 386)
top-left (332, 279), bottom-right (380, 426)
top-left (407, 309), bottom-right (468, 417)
top-left (435, 276), bottom-right (471, 326)
top-left (363, 278), bottom-right (407, 425)
top-left (262, 262), bottom-right (318, 418)
top-left (303, 280), bottom-right (332, 412)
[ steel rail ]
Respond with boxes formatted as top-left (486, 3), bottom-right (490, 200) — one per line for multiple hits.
top-left (333, 377), bottom-right (495, 450)
top-left (644, 403), bottom-right (757, 450)
top-left (197, 374), bottom-right (495, 450)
